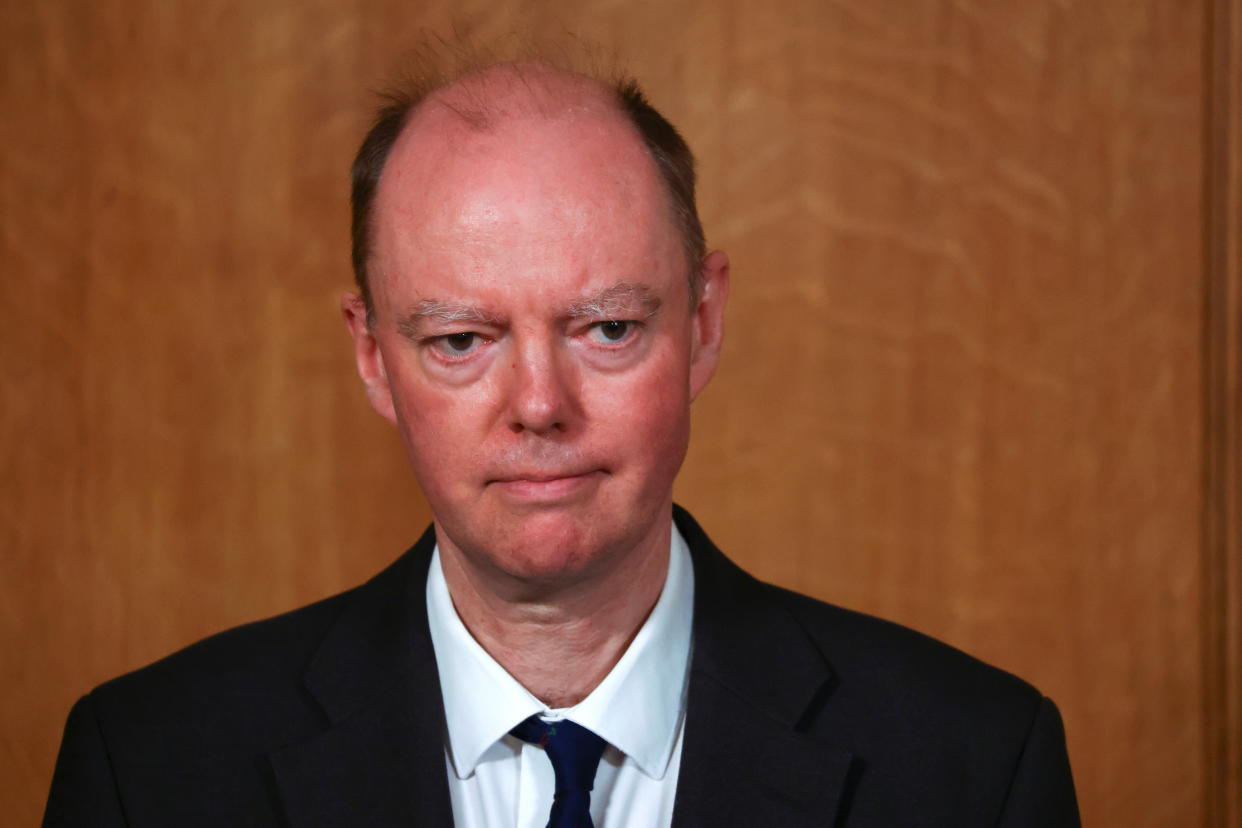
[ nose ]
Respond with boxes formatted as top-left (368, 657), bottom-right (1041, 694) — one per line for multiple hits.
top-left (505, 335), bottom-right (579, 435)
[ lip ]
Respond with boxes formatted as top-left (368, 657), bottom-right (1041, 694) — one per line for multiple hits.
top-left (488, 470), bottom-right (605, 501)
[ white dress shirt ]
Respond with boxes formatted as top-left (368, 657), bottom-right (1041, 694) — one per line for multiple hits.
top-left (425, 523), bottom-right (695, 828)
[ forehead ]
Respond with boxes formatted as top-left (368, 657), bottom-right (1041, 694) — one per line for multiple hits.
top-left (369, 70), bottom-right (681, 305)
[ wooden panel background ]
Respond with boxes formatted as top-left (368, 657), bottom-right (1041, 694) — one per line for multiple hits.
top-left (0, 1), bottom-right (1234, 825)
top-left (1205, 1), bottom-right (1242, 825)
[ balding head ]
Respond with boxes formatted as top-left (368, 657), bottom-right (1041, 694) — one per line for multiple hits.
top-left (349, 53), bottom-right (706, 325)
top-left (417, 60), bottom-right (614, 129)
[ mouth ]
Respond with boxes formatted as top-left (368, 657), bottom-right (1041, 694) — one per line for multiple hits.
top-left (491, 470), bottom-right (596, 483)
top-left (487, 469), bottom-right (606, 501)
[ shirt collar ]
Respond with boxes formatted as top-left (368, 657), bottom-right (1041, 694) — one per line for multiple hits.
top-left (426, 522), bottom-right (695, 782)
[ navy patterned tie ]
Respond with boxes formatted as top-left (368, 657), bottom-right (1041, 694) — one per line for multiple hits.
top-left (510, 715), bottom-right (607, 828)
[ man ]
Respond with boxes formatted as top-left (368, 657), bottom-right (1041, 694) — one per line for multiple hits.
top-left (45, 51), bottom-right (1080, 827)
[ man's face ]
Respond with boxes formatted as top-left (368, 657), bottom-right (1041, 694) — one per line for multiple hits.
top-left (344, 87), bottom-right (727, 588)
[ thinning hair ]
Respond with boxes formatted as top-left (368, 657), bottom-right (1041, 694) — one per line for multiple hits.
top-left (349, 34), bottom-right (707, 325)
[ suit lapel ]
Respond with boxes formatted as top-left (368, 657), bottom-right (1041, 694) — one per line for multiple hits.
top-left (268, 528), bottom-right (454, 827)
top-left (672, 507), bottom-right (855, 827)
top-left (266, 509), bottom-right (853, 826)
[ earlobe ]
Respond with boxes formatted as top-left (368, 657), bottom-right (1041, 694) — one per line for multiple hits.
top-left (340, 292), bottom-right (398, 424)
top-left (688, 250), bottom-right (730, 401)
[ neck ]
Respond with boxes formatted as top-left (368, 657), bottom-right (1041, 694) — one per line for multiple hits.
top-left (437, 519), bottom-right (671, 709)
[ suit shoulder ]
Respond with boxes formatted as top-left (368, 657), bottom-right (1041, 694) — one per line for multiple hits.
top-left (761, 581), bottom-right (1043, 719)
top-left (92, 540), bottom-right (428, 725)
top-left (91, 546), bottom-right (426, 714)
top-left (92, 583), bottom-right (356, 720)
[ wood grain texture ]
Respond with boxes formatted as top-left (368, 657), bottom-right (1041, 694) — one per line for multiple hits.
top-left (0, 1), bottom-right (1219, 825)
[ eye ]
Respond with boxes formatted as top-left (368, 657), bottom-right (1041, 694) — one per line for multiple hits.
top-left (587, 320), bottom-right (637, 344)
top-left (430, 332), bottom-right (482, 357)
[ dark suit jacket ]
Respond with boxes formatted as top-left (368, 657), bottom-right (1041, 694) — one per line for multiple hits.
top-left (45, 507), bottom-right (1080, 826)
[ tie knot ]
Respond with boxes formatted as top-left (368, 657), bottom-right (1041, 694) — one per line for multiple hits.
top-left (510, 716), bottom-right (607, 795)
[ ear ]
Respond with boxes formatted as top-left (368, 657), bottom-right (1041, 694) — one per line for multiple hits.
top-left (688, 249), bottom-right (730, 401)
top-left (341, 292), bottom-right (398, 424)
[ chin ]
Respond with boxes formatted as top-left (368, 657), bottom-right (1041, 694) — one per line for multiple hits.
top-left (491, 510), bottom-right (616, 579)
top-left (441, 500), bottom-right (640, 585)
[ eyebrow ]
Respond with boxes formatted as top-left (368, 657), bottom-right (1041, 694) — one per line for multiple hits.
top-left (396, 301), bottom-right (506, 340)
top-left (565, 282), bottom-right (662, 320)
top-left (395, 281), bottom-right (663, 340)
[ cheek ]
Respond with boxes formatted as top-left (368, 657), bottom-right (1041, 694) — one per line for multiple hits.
top-left (387, 342), bottom-right (499, 425)
top-left (594, 347), bottom-right (693, 466)
top-left (386, 367), bottom-right (496, 490)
